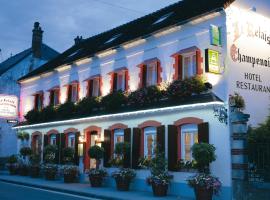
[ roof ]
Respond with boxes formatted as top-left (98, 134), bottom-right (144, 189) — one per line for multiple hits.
top-left (19, 0), bottom-right (235, 81)
top-left (0, 43), bottom-right (59, 76)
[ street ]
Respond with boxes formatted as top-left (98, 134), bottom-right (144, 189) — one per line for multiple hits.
top-left (0, 181), bottom-right (101, 200)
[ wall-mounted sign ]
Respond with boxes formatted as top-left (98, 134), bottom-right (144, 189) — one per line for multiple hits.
top-left (0, 95), bottom-right (18, 119)
top-left (210, 25), bottom-right (221, 46)
top-left (205, 49), bottom-right (220, 74)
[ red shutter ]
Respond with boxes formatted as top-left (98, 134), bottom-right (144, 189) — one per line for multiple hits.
top-left (67, 85), bottom-right (72, 102)
top-left (132, 128), bottom-right (141, 169)
top-left (157, 61), bottom-right (162, 85)
top-left (125, 70), bottom-right (129, 91)
top-left (88, 80), bottom-right (93, 97)
top-left (168, 125), bottom-right (178, 171)
top-left (196, 50), bottom-right (203, 75)
top-left (60, 133), bottom-right (65, 164)
top-left (198, 122), bottom-right (209, 143)
top-left (178, 55), bottom-right (183, 80)
top-left (124, 128), bottom-right (131, 168)
top-left (43, 135), bottom-right (48, 163)
top-left (56, 134), bottom-right (60, 164)
top-left (113, 73), bottom-right (118, 92)
top-left (142, 65), bottom-right (147, 88)
top-left (156, 125), bottom-right (165, 154)
top-left (74, 132), bottom-right (80, 165)
top-left (103, 129), bottom-right (112, 167)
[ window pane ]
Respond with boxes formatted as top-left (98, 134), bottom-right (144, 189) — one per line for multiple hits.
top-left (183, 54), bottom-right (196, 79)
top-left (181, 124), bottom-right (198, 161)
top-left (92, 79), bottom-right (99, 97)
top-left (117, 73), bottom-right (124, 91)
top-left (146, 63), bottom-right (157, 86)
top-left (144, 127), bottom-right (157, 158)
top-left (185, 133), bottom-right (192, 161)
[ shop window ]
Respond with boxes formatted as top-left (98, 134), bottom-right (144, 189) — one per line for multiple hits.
top-left (180, 124), bottom-right (198, 161)
top-left (49, 89), bottom-right (60, 106)
top-left (88, 77), bottom-right (100, 97)
top-left (34, 93), bottom-right (43, 111)
top-left (67, 83), bottom-right (79, 102)
top-left (68, 133), bottom-right (75, 148)
top-left (144, 127), bottom-right (157, 159)
top-left (50, 134), bottom-right (57, 145)
top-left (182, 53), bottom-right (197, 79)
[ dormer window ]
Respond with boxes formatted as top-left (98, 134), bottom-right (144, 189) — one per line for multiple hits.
top-left (67, 82), bottom-right (79, 102)
top-left (49, 87), bottom-right (60, 106)
top-left (139, 59), bottom-right (162, 88)
top-left (87, 76), bottom-right (101, 97)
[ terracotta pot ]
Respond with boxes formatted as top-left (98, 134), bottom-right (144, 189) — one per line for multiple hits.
top-left (115, 177), bottom-right (131, 191)
top-left (30, 166), bottom-right (40, 178)
top-left (89, 175), bottom-right (103, 187)
top-left (194, 186), bottom-right (213, 200)
top-left (151, 183), bottom-right (168, 197)
top-left (45, 171), bottom-right (56, 180)
top-left (64, 174), bottom-right (76, 183)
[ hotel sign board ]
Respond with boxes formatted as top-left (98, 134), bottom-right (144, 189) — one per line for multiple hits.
top-left (205, 49), bottom-right (220, 74)
top-left (0, 95), bottom-right (18, 119)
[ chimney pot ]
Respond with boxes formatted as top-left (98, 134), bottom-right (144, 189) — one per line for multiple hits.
top-left (32, 22), bottom-right (43, 58)
top-left (74, 36), bottom-right (83, 45)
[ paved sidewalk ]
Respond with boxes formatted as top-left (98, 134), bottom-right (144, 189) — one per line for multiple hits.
top-left (0, 172), bottom-right (192, 200)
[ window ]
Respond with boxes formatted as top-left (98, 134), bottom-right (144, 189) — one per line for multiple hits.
top-left (68, 133), bottom-right (75, 148)
top-left (88, 78), bottom-right (100, 97)
top-left (50, 89), bottom-right (60, 106)
top-left (144, 127), bottom-right (157, 159)
top-left (146, 62), bottom-right (157, 87)
top-left (183, 53), bottom-right (197, 79)
top-left (67, 83), bottom-right (78, 102)
top-left (112, 70), bottom-right (127, 92)
top-left (34, 93), bottom-right (43, 111)
top-left (114, 129), bottom-right (124, 147)
top-left (50, 134), bottom-right (57, 145)
top-left (181, 124), bottom-right (198, 161)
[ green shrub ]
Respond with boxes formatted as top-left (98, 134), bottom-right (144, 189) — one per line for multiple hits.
top-left (114, 142), bottom-right (130, 157)
top-left (191, 143), bottom-right (216, 173)
top-left (39, 105), bottom-right (56, 122)
top-left (229, 92), bottom-right (245, 111)
top-left (20, 147), bottom-right (32, 157)
top-left (29, 154), bottom-right (41, 166)
top-left (62, 147), bottom-right (75, 164)
top-left (56, 101), bottom-right (76, 120)
top-left (101, 91), bottom-right (127, 112)
top-left (44, 145), bottom-right (58, 164)
top-left (76, 97), bottom-right (99, 116)
top-left (88, 145), bottom-right (104, 161)
top-left (24, 109), bottom-right (40, 124)
top-left (17, 131), bottom-right (30, 141)
top-left (7, 155), bottom-right (18, 164)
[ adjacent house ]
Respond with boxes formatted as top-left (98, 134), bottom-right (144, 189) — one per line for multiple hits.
top-left (0, 22), bottom-right (59, 157)
top-left (13, 0), bottom-right (270, 199)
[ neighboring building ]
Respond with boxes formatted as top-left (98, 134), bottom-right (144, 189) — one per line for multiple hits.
top-left (0, 22), bottom-right (59, 157)
top-left (14, 0), bottom-right (270, 199)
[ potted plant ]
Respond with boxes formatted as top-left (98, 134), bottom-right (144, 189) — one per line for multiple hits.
top-left (62, 147), bottom-right (75, 164)
top-left (88, 145), bottom-right (107, 187)
top-left (229, 92), bottom-right (245, 112)
top-left (111, 142), bottom-right (135, 191)
top-left (187, 143), bottom-right (220, 200)
top-left (62, 165), bottom-right (79, 183)
top-left (112, 168), bottom-right (136, 191)
top-left (6, 155), bottom-right (18, 175)
top-left (43, 145), bottom-right (58, 180)
top-left (43, 164), bottom-right (58, 180)
top-left (146, 152), bottom-right (173, 197)
top-left (191, 143), bottom-right (216, 173)
top-left (18, 147), bottom-right (32, 176)
top-left (187, 173), bottom-right (222, 200)
top-left (29, 154), bottom-right (41, 178)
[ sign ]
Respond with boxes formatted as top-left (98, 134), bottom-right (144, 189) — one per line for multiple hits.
top-left (7, 119), bottom-right (18, 124)
top-left (0, 95), bottom-right (18, 119)
top-left (210, 25), bottom-right (221, 46)
top-left (205, 49), bottom-right (220, 74)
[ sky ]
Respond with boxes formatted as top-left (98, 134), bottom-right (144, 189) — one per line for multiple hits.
top-left (0, 0), bottom-right (179, 61)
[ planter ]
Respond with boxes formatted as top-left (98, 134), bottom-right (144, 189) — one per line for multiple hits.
top-left (45, 171), bottom-right (56, 180)
top-left (18, 166), bottom-right (29, 176)
top-left (151, 183), bottom-right (168, 197)
top-left (89, 175), bottom-right (103, 187)
top-left (30, 166), bottom-right (40, 178)
top-left (8, 165), bottom-right (18, 175)
top-left (194, 186), bottom-right (213, 200)
top-left (115, 177), bottom-right (131, 191)
top-left (64, 174), bottom-right (76, 183)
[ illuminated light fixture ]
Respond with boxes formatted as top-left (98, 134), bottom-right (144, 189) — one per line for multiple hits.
top-left (75, 57), bottom-right (92, 66)
top-left (123, 39), bottom-right (146, 49)
top-left (78, 143), bottom-right (84, 157)
top-left (190, 12), bottom-right (221, 25)
top-left (79, 135), bottom-right (86, 143)
top-left (55, 64), bottom-right (71, 72)
top-left (157, 40), bottom-right (178, 48)
top-left (126, 51), bottom-right (144, 59)
top-left (100, 60), bottom-right (115, 66)
top-left (40, 71), bottom-right (53, 78)
top-left (153, 26), bottom-right (181, 37)
top-left (96, 49), bottom-right (117, 58)
top-left (13, 101), bottom-right (224, 130)
top-left (20, 76), bottom-right (40, 84)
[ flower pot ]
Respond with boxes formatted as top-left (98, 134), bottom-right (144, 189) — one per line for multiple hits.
top-left (115, 178), bottom-right (131, 191)
top-left (89, 175), bottom-right (103, 187)
top-left (64, 174), bottom-right (76, 183)
top-left (18, 166), bottom-right (29, 176)
top-left (45, 171), bottom-right (56, 180)
top-left (30, 166), bottom-right (40, 178)
top-left (151, 183), bottom-right (168, 197)
top-left (8, 165), bottom-right (18, 175)
top-left (194, 186), bottom-right (213, 200)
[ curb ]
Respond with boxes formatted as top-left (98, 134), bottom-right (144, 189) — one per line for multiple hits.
top-left (0, 178), bottom-right (123, 200)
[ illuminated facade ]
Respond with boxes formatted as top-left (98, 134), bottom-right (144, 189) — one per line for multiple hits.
top-left (14, 0), bottom-right (270, 199)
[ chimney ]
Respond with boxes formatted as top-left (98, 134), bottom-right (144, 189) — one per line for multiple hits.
top-left (74, 36), bottom-right (83, 45)
top-left (32, 22), bottom-right (43, 58)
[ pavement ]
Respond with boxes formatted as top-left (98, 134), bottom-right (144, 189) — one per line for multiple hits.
top-left (0, 171), bottom-right (191, 200)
